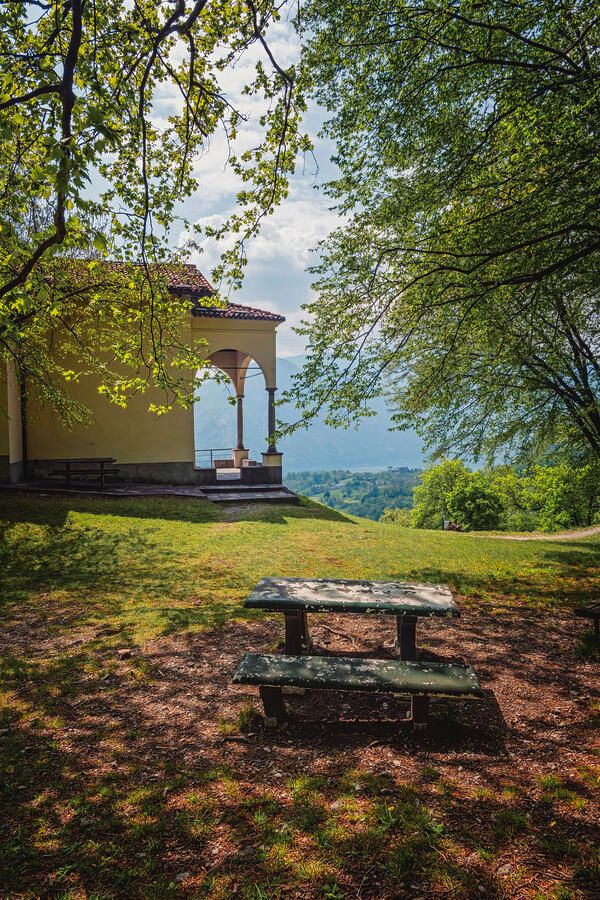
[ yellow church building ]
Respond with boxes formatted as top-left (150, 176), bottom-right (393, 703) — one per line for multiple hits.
top-left (0, 264), bottom-right (285, 488)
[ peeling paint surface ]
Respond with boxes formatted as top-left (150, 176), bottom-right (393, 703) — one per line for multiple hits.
top-left (233, 653), bottom-right (483, 698)
top-left (244, 577), bottom-right (458, 616)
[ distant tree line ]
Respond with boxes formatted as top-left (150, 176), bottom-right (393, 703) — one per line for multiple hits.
top-left (290, 461), bottom-right (599, 532)
top-left (286, 468), bottom-right (420, 521)
top-left (381, 460), bottom-right (600, 533)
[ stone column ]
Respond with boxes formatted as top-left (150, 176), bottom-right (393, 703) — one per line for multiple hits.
top-left (232, 394), bottom-right (249, 467)
top-left (236, 395), bottom-right (244, 450)
top-left (266, 387), bottom-right (277, 453)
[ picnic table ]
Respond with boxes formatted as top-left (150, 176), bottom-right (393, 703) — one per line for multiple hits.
top-left (243, 577), bottom-right (459, 660)
top-left (50, 457), bottom-right (118, 489)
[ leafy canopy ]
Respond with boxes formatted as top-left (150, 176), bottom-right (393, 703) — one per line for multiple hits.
top-left (288, 0), bottom-right (600, 462)
top-left (0, 0), bottom-right (306, 415)
top-left (407, 458), bottom-right (600, 532)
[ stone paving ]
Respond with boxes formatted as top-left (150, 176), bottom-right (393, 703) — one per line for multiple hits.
top-left (0, 480), bottom-right (298, 504)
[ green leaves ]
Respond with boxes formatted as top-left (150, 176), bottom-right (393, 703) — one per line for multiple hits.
top-left (289, 0), bottom-right (600, 463)
top-left (0, 0), bottom-right (307, 419)
top-left (92, 233), bottom-right (108, 255)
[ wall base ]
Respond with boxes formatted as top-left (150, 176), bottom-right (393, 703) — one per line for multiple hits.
top-left (241, 465), bottom-right (282, 485)
top-left (24, 458), bottom-right (282, 487)
top-left (0, 456), bottom-right (24, 483)
top-left (31, 459), bottom-right (214, 486)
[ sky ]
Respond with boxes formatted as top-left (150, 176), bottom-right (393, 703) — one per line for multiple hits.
top-left (161, 16), bottom-right (341, 357)
top-left (156, 15), bottom-right (425, 467)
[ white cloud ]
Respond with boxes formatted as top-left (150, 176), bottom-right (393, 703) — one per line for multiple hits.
top-left (183, 182), bottom-right (342, 274)
top-left (166, 15), bottom-right (343, 358)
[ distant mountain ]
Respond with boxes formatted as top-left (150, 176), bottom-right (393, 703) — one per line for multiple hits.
top-left (194, 356), bottom-right (425, 472)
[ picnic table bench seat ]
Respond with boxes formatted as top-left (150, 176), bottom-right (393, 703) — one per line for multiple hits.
top-left (50, 466), bottom-right (120, 478)
top-left (233, 652), bottom-right (483, 726)
top-left (47, 457), bottom-right (118, 489)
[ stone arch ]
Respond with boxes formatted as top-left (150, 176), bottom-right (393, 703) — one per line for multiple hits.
top-left (206, 349), bottom-right (266, 396)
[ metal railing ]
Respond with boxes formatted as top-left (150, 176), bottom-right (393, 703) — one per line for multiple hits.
top-left (194, 447), bottom-right (232, 469)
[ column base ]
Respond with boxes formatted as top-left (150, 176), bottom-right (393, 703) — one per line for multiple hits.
top-left (261, 451), bottom-right (283, 467)
top-left (232, 448), bottom-right (249, 467)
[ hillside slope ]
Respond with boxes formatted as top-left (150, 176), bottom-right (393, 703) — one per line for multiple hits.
top-left (1, 493), bottom-right (597, 641)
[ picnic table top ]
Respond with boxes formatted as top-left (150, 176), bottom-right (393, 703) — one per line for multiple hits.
top-left (51, 457), bottom-right (116, 464)
top-left (243, 577), bottom-right (458, 617)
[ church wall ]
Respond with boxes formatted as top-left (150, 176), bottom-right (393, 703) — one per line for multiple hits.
top-left (0, 361), bottom-right (24, 482)
top-left (26, 320), bottom-right (198, 482)
top-left (22, 316), bottom-right (280, 485)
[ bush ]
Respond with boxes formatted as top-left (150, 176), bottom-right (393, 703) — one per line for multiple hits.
top-left (446, 475), bottom-right (504, 531)
top-left (380, 507), bottom-right (412, 526)
top-left (406, 459), bottom-right (600, 532)
top-left (411, 459), bottom-right (470, 529)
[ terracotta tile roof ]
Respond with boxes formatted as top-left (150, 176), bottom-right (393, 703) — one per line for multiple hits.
top-left (104, 261), bottom-right (283, 322)
top-left (162, 263), bottom-right (214, 297)
top-left (192, 300), bottom-right (285, 322)
top-left (152, 263), bottom-right (284, 321)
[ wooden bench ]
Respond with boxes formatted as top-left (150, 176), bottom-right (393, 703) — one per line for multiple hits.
top-left (214, 459), bottom-right (235, 469)
top-left (233, 652), bottom-right (483, 726)
top-left (575, 604), bottom-right (600, 649)
top-left (49, 457), bottom-right (118, 489)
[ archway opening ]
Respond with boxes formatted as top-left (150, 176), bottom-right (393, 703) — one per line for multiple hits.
top-left (193, 354), bottom-right (268, 476)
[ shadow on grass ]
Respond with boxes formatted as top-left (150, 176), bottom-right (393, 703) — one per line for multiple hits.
top-left (0, 491), bottom-right (353, 527)
top-left (391, 557), bottom-right (599, 609)
top-left (0, 516), bottom-right (173, 616)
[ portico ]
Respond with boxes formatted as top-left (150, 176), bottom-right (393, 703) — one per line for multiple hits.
top-left (191, 293), bottom-right (285, 485)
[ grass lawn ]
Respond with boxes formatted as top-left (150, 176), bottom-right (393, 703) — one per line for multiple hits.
top-left (0, 492), bottom-right (598, 898)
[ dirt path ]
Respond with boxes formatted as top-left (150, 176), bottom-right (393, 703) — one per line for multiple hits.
top-left (484, 524), bottom-right (600, 542)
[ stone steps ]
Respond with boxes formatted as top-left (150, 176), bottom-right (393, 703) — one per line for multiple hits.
top-left (1, 480), bottom-right (298, 504)
top-left (203, 487), bottom-right (298, 504)
top-left (202, 482), bottom-right (287, 493)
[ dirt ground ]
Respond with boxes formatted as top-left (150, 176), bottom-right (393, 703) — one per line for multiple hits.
top-left (1, 603), bottom-right (599, 898)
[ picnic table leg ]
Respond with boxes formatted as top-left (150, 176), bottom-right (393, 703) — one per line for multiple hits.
top-left (259, 686), bottom-right (287, 724)
top-left (284, 611), bottom-right (311, 654)
top-left (595, 616), bottom-right (600, 650)
top-left (65, 461), bottom-right (71, 487)
top-left (100, 461), bottom-right (105, 490)
top-left (411, 695), bottom-right (430, 727)
top-left (395, 614), bottom-right (417, 660)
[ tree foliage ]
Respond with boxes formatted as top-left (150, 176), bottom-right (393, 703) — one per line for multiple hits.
top-left (289, 0), bottom-right (600, 462)
top-left (410, 459), bottom-right (469, 529)
top-left (407, 459), bottom-right (600, 532)
top-left (446, 474), bottom-right (504, 531)
top-left (0, 0), bottom-right (306, 416)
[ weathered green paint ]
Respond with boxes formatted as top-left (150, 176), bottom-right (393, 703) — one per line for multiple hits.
top-left (233, 653), bottom-right (483, 698)
top-left (244, 577), bottom-right (458, 616)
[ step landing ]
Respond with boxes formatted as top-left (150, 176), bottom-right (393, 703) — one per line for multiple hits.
top-left (202, 484), bottom-right (298, 504)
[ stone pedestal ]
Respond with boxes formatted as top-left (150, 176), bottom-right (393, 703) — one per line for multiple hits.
top-left (262, 451), bottom-right (283, 468)
top-left (232, 448), bottom-right (249, 467)
top-left (261, 451), bottom-right (283, 485)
